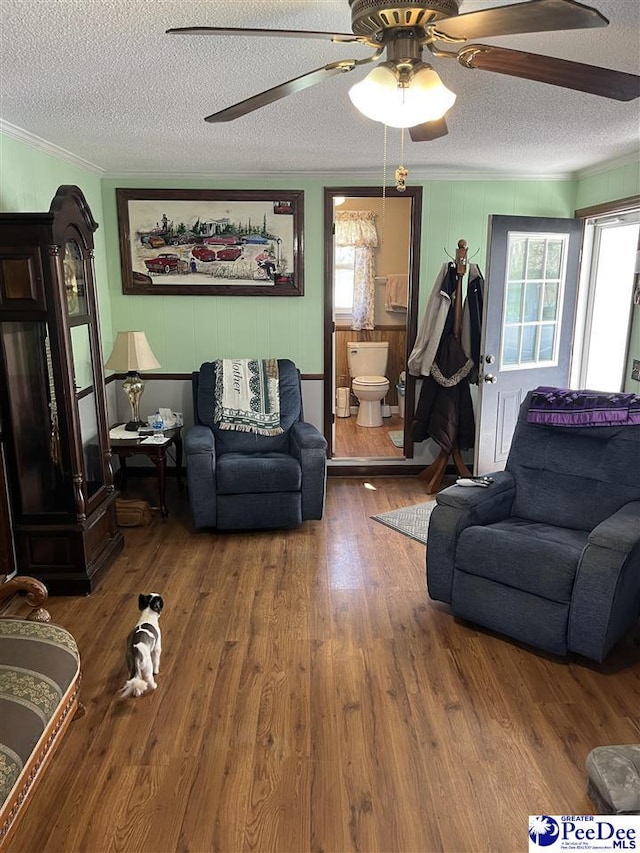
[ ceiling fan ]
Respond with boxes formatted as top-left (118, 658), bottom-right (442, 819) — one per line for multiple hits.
top-left (167, 0), bottom-right (640, 142)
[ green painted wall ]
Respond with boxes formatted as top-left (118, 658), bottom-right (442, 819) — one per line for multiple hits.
top-left (0, 132), bottom-right (113, 345)
top-left (101, 178), bottom-right (325, 376)
top-left (101, 176), bottom-right (576, 374)
top-left (575, 158), bottom-right (640, 210)
top-left (5, 130), bottom-right (638, 384)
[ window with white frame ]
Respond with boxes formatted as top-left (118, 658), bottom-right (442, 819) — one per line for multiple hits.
top-left (501, 233), bottom-right (569, 369)
top-left (334, 244), bottom-right (355, 316)
top-left (580, 213), bottom-right (640, 391)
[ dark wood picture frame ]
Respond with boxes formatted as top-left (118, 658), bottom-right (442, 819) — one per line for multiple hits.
top-left (116, 188), bottom-right (304, 296)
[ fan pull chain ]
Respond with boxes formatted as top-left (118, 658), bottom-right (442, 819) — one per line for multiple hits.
top-left (395, 127), bottom-right (408, 192)
top-left (381, 124), bottom-right (388, 236)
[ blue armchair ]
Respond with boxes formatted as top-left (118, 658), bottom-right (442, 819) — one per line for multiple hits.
top-left (426, 392), bottom-right (640, 661)
top-left (185, 359), bottom-right (327, 530)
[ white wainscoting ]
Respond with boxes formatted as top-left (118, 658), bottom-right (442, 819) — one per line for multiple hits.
top-left (109, 377), bottom-right (324, 436)
top-left (106, 375), bottom-right (474, 470)
top-left (106, 376), bottom-right (325, 471)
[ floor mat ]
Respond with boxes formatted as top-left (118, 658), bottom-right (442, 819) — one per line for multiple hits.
top-left (388, 430), bottom-right (404, 448)
top-left (371, 501), bottom-right (436, 545)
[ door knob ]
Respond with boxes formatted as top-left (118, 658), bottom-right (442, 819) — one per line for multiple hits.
top-left (484, 373), bottom-right (497, 384)
top-left (485, 354), bottom-right (495, 364)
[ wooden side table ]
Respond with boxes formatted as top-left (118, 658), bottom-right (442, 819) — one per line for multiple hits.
top-left (110, 426), bottom-right (183, 519)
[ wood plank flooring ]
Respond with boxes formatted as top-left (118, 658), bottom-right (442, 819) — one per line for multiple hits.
top-left (7, 476), bottom-right (640, 853)
top-left (334, 414), bottom-right (405, 458)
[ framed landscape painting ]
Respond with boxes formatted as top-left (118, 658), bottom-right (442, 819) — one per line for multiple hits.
top-left (116, 188), bottom-right (304, 296)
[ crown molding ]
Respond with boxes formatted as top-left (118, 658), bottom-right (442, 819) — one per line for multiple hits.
top-left (0, 120), bottom-right (104, 175)
top-left (574, 150), bottom-right (640, 181)
top-left (103, 166), bottom-right (575, 182)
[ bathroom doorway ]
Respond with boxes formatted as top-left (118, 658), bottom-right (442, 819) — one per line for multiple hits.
top-left (323, 186), bottom-right (422, 463)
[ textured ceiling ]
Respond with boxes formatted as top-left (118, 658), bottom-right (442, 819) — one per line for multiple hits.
top-left (1, 0), bottom-right (639, 178)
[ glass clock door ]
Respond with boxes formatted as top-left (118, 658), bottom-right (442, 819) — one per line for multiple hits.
top-left (64, 238), bottom-right (107, 506)
top-left (0, 321), bottom-right (70, 517)
top-left (63, 239), bottom-right (88, 317)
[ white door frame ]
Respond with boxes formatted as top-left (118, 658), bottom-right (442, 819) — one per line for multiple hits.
top-left (571, 206), bottom-right (640, 390)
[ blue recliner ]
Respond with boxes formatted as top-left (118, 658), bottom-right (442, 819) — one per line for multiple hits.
top-left (426, 393), bottom-right (640, 661)
top-left (185, 359), bottom-right (327, 530)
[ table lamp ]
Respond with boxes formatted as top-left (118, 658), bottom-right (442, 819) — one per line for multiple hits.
top-left (105, 331), bottom-right (160, 431)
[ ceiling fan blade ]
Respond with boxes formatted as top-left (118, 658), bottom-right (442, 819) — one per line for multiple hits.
top-left (434, 0), bottom-right (607, 41)
top-left (409, 118), bottom-right (448, 142)
top-left (166, 26), bottom-right (363, 44)
top-left (205, 63), bottom-right (357, 122)
top-left (459, 45), bottom-right (640, 101)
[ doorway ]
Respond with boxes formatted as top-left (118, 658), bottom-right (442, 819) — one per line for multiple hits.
top-left (475, 214), bottom-right (584, 474)
top-left (323, 187), bottom-right (422, 464)
top-left (574, 206), bottom-right (640, 392)
top-left (474, 199), bottom-right (640, 474)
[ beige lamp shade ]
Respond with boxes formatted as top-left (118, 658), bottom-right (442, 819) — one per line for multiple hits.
top-left (105, 331), bottom-right (160, 431)
top-left (105, 331), bottom-right (160, 372)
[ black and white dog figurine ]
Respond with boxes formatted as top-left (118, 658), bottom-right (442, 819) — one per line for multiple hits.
top-left (118, 593), bottom-right (163, 699)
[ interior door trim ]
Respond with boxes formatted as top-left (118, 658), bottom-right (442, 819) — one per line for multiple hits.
top-left (575, 194), bottom-right (640, 220)
top-left (323, 186), bottom-right (422, 462)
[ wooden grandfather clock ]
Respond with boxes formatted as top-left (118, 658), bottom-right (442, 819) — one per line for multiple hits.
top-left (0, 185), bottom-right (123, 594)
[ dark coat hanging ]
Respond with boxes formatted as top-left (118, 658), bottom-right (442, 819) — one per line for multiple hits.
top-left (411, 332), bottom-right (475, 454)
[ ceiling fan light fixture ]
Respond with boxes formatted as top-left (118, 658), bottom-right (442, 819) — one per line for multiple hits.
top-left (348, 64), bottom-right (397, 118)
top-left (409, 65), bottom-right (457, 119)
top-left (349, 62), bottom-right (456, 128)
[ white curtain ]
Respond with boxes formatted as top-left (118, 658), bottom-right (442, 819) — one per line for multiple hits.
top-left (335, 210), bottom-right (378, 330)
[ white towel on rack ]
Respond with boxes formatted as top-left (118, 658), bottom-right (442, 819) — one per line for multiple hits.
top-left (385, 273), bottom-right (408, 312)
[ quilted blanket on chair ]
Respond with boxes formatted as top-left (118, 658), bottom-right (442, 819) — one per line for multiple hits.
top-left (527, 387), bottom-right (640, 427)
top-left (214, 358), bottom-right (283, 435)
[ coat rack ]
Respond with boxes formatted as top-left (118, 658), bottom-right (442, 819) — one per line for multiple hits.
top-left (418, 239), bottom-right (473, 493)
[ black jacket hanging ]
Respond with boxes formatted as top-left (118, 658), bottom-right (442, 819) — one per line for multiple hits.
top-left (412, 332), bottom-right (475, 453)
top-left (462, 265), bottom-right (484, 384)
top-left (411, 258), bottom-right (476, 453)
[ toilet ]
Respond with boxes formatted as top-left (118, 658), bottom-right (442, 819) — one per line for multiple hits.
top-left (347, 341), bottom-right (390, 427)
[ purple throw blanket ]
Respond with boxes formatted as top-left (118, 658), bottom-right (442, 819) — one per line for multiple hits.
top-left (527, 387), bottom-right (640, 428)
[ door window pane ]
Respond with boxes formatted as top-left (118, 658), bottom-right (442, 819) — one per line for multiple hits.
top-left (501, 232), bottom-right (568, 370)
top-left (523, 282), bottom-right (541, 322)
top-left (542, 283), bottom-right (559, 320)
top-left (526, 240), bottom-right (545, 279)
top-left (506, 282), bottom-right (523, 323)
top-left (521, 325), bottom-right (538, 362)
top-left (539, 324), bottom-right (556, 360)
top-left (544, 240), bottom-right (563, 279)
top-left (508, 239), bottom-right (526, 279)
top-left (503, 326), bottom-right (521, 365)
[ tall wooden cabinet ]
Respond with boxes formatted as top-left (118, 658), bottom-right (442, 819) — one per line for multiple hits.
top-left (0, 185), bottom-right (123, 594)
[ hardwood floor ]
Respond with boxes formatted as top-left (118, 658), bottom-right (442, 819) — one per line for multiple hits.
top-left (334, 413), bottom-right (405, 458)
top-left (7, 476), bottom-right (640, 853)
